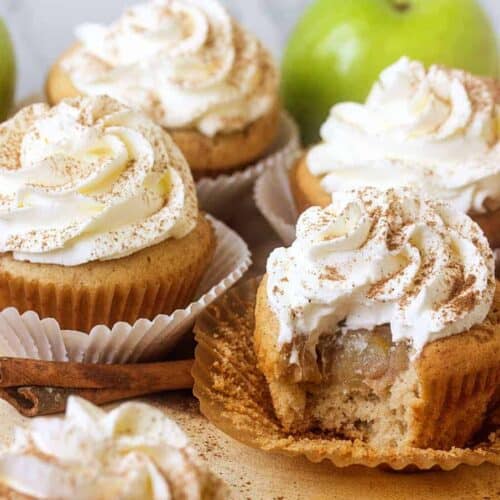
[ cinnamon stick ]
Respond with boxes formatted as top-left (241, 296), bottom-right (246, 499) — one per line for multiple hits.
top-left (0, 358), bottom-right (195, 417)
top-left (0, 385), bottom-right (184, 417)
top-left (0, 358), bottom-right (194, 391)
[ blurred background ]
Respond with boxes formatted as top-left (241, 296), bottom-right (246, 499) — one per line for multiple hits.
top-left (1, 0), bottom-right (499, 100)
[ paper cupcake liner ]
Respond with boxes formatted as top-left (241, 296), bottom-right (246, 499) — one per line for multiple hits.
top-left (0, 231), bottom-right (213, 333)
top-left (254, 155), bottom-right (299, 245)
top-left (0, 216), bottom-right (251, 364)
top-left (196, 112), bottom-right (300, 221)
top-left (192, 277), bottom-right (500, 470)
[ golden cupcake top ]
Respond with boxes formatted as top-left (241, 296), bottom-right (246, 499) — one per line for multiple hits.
top-left (266, 188), bottom-right (495, 358)
top-left (307, 57), bottom-right (500, 215)
top-left (61, 0), bottom-right (279, 137)
top-left (0, 397), bottom-right (229, 499)
top-left (0, 95), bottom-right (198, 266)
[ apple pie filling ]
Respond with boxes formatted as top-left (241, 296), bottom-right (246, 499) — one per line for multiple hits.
top-left (278, 327), bottom-right (416, 445)
top-left (280, 325), bottom-right (410, 391)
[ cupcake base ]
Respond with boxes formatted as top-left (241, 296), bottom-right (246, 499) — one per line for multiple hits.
top-left (290, 155), bottom-right (500, 249)
top-left (0, 214), bottom-right (215, 331)
top-left (192, 277), bottom-right (500, 470)
top-left (289, 154), bottom-right (330, 213)
top-left (170, 106), bottom-right (280, 179)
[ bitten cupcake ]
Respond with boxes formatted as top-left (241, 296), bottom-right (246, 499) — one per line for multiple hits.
top-left (0, 397), bottom-right (229, 499)
top-left (0, 95), bottom-right (215, 331)
top-left (291, 57), bottom-right (500, 249)
top-left (255, 188), bottom-right (499, 451)
top-left (46, 0), bottom-right (280, 179)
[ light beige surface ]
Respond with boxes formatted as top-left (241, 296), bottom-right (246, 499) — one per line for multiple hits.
top-left (0, 192), bottom-right (498, 499)
top-left (149, 393), bottom-right (500, 500)
top-left (0, 391), bottom-right (498, 500)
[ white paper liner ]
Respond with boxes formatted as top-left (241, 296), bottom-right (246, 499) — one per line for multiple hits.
top-left (0, 216), bottom-right (251, 364)
top-left (254, 155), bottom-right (300, 245)
top-left (196, 112), bottom-right (300, 220)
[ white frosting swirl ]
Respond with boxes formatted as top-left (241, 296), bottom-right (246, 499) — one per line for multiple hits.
top-left (0, 397), bottom-right (228, 500)
top-left (267, 188), bottom-right (495, 357)
top-left (0, 96), bottom-right (198, 266)
top-left (62, 0), bottom-right (278, 137)
top-left (307, 57), bottom-right (500, 214)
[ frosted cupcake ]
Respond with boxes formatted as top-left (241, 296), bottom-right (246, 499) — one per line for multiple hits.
top-left (0, 95), bottom-right (215, 331)
top-left (255, 188), bottom-right (499, 451)
top-left (46, 0), bottom-right (280, 179)
top-left (0, 397), bottom-right (229, 499)
top-left (291, 57), bottom-right (500, 249)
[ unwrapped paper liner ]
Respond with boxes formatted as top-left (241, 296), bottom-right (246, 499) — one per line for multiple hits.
top-left (192, 278), bottom-right (500, 470)
top-left (254, 156), bottom-right (299, 245)
top-left (197, 112), bottom-right (300, 220)
top-left (0, 216), bottom-right (251, 364)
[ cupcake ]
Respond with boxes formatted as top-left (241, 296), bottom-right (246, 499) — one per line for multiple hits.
top-left (0, 396), bottom-right (229, 499)
top-left (255, 188), bottom-right (499, 451)
top-left (46, 0), bottom-right (280, 180)
top-left (290, 57), bottom-right (500, 249)
top-left (0, 95), bottom-right (215, 331)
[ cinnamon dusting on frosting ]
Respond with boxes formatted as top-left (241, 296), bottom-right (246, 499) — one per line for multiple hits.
top-left (320, 266), bottom-right (344, 282)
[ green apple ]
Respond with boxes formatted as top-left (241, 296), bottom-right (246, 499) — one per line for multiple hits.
top-left (0, 19), bottom-right (15, 122)
top-left (283, 0), bottom-right (499, 144)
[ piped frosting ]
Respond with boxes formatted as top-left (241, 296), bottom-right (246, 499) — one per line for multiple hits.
top-left (267, 188), bottom-right (495, 359)
top-left (0, 96), bottom-right (198, 266)
top-left (62, 0), bottom-right (278, 137)
top-left (307, 57), bottom-right (500, 214)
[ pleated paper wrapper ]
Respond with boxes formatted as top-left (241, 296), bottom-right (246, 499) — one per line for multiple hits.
top-left (254, 156), bottom-right (299, 246)
top-left (196, 112), bottom-right (300, 220)
top-left (192, 278), bottom-right (500, 471)
top-left (0, 217), bottom-right (251, 364)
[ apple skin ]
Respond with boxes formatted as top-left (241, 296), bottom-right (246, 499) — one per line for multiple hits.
top-left (282, 0), bottom-right (499, 144)
top-left (0, 19), bottom-right (15, 122)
